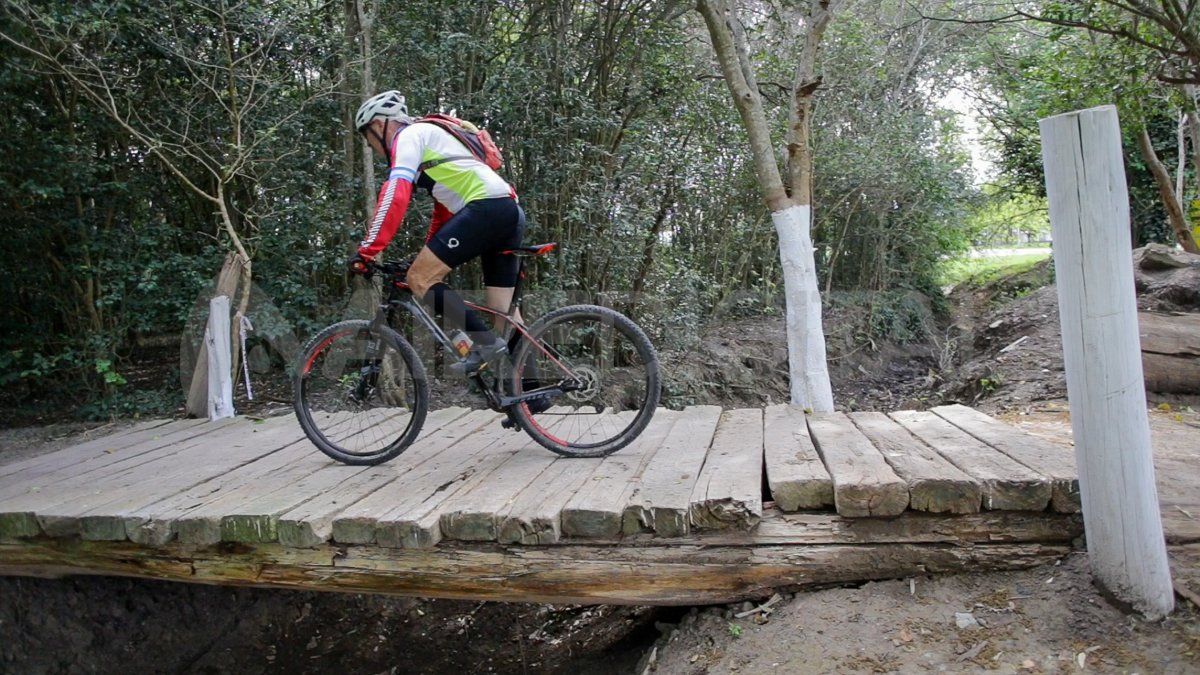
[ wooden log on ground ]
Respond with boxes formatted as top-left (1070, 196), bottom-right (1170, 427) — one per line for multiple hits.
top-left (931, 404), bottom-right (1079, 513)
top-left (762, 405), bottom-right (833, 512)
top-left (890, 411), bottom-right (1051, 511)
top-left (688, 409), bottom-right (764, 530)
top-left (0, 537), bottom-right (1072, 606)
top-left (807, 413), bottom-right (908, 517)
top-left (1139, 311), bottom-right (1200, 394)
top-left (848, 412), bottom-right (981, 514)
top-left (621, 508), bottom-right (1082, 547)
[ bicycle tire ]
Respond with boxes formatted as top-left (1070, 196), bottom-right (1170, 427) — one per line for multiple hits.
top-left (293, 320), bottom-right (429, 465)
top-left (510, 304), bottom-right (660, 458)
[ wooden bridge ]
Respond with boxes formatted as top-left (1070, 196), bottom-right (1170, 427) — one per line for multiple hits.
top-left (0, 405), bottom-right (1084, 605)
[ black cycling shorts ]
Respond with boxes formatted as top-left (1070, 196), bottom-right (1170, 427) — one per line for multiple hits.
top-left (425, 197), bottom-right (525, 288)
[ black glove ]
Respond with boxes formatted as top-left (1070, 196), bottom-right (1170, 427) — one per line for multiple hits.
top-left (347, 251), bottom-right (373, 277)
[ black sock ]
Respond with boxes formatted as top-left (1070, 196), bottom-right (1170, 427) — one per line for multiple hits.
top-left (422, 283), bottom-right (497, 344)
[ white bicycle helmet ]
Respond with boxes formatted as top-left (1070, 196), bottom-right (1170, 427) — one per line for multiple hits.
top-left (355, 90), bottom-right (410, 131)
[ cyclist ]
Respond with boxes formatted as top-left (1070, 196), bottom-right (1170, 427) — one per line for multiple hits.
top-left (348, 90), bottom-right (522, 375)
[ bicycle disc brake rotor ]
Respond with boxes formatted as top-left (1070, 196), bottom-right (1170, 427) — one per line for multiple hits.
top-left (566, 365), bottom-right (599, 402)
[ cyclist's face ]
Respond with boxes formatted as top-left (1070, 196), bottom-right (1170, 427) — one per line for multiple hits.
top-left (362, 120), bottom-right (388, 157)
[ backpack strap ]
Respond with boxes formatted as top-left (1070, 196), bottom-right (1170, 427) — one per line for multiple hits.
top-left (417, 155), bottom-right (476, 172)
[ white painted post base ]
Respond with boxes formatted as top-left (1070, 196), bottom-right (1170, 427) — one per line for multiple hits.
top-left (1040, 105), bottom-right (1174, 618)
top-left (206, 295), bottom-right (235, 421)
top-left (771, 204), bottom-right (834, 412)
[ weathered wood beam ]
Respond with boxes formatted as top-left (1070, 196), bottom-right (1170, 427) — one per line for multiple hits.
top-left (0, 538), bottom-right (1072, 606)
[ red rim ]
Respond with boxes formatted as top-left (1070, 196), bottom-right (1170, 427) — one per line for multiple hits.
top-left (303, 330), bottom-right (355, 375)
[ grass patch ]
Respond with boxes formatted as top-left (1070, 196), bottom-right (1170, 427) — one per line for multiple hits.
top-left (939, 251), bottom-right (1051, 289)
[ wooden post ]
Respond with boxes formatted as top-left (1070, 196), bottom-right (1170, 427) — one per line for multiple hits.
top-left (1039, 105), bottom-right (1174, 618)
top-left (206, 295), bottom-right (235, 421)
top-left (186, 253), bottom-right (245, 417)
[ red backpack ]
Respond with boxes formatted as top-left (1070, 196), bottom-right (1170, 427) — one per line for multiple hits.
top-left (416, 113), bottom-right (504, 171)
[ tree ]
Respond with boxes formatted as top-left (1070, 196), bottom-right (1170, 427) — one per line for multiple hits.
top-left (695, 0), bottom-right (836, 411)
top-left (1, 0), bottom-right (341, 395)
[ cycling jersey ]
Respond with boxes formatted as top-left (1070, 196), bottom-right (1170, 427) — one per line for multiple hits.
top-left (358, 122), bottom-right (515, 260)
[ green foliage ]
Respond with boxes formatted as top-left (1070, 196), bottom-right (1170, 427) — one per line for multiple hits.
top-left (0, 0), bottom-right (1002, 417)
top-left (938, 252), bottom-right (1053, 289)
top-left (966, 185), bottom-right (1051, 246)
top-left (967, 15), bottom-right (1190, 246)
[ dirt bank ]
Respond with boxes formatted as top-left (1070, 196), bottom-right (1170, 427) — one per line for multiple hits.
top-left (648, 554), bottom-right (1200, 674)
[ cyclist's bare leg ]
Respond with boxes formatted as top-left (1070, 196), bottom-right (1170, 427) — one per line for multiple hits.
top-left (485, 285), bottom-right (522, 328)
top-left (406, 247), bottom-right (451, 297)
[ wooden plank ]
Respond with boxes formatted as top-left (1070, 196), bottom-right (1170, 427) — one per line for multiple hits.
top-left (0, 418), bottom-right (219, 498)
top-left (205, 295), bottom-right (235, 420)
top-left (28, 416), bottom-right (303, 539)
top-left (125, 408), bottom-right (428, 544)
top-left (931, 405), bottom-right (1080, 513)
top-left (807, 413), bottom-right (909, 517)
top-left (439, 410), bottom-right (613, 543)
top-left (0, 417), bottom-right (256, 539)
top-left (494, 411), bottom-right (644, 544)
top-left (606, 508), bottom-right (1082, 547)
top-left (216, 408), bottom-right (471, 545)
top-left (276, 408), bottom-right (491, 548)
top-left (848, 412), bottom-right (981, 515)
top-left (623, 406), bottom-right (722, 537)
top-left (330, 412), bottom-right (523, 547)
top-left (95, 420), bottom-right (310, 543)
top-left (0, 537), bottom-right (1071, 607)
top-left (0, 417), bottom-right (179, 477)
top-left (890, 410), bottom-right (1051, 511)
top-left (762, 404), bottom-right (833, 511)
top-left (1140, 311), bottom-right (1200, 394)
top-left (124, 434), bottom-right (314, 545)
top-left (688, 408), bottom-right (763, 530)
top-left (166, 408), bottom-right (451, 545)
top-left (559, 410), bottom-right (679, 539)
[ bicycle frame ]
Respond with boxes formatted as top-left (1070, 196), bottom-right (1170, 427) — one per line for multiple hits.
top-left (368, 264), bottom-right (581, 413)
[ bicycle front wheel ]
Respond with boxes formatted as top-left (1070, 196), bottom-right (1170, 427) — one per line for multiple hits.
top-left (294, 320), bottom-right (428, 465)
top-left (510, 305), bottom-right (660, 458)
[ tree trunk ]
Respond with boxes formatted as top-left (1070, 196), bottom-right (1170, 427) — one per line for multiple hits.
top-left (772, 205), bottom-right (835, 410)
top-left (355, 0), bottom-right (376, 218)
top-left (1136, 126), bottom-right (1199, 252)
top-left (696, 0), bottom-right (835, 410)
top-left (696, 0), bottom-right (835, 411)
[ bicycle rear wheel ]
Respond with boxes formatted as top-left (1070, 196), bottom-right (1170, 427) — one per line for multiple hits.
top-left (294, 320), bottom-right (428, 465)
top-left (510, 305), bottom-right (660, 458)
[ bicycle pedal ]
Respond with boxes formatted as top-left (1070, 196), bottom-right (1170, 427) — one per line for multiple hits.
top-left (500, 418), bottom-right (518, 430)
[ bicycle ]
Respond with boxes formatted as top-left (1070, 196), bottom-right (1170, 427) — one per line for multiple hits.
top-left (293, 242), bottom-right (661, 465)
